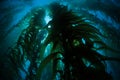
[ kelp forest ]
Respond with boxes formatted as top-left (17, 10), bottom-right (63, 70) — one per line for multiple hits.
top-left (0, 1), bottom-right (120, 80)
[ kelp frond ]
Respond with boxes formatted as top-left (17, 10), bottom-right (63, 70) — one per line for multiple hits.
top-left (5, 2), bottom-right (120, 80)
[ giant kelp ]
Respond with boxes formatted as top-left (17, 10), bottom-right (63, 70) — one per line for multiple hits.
top-left (2, 2), bottom-right (120, 80)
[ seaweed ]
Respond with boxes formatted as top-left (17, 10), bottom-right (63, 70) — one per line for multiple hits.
top-left (4, 2), bottom-right (120, 80)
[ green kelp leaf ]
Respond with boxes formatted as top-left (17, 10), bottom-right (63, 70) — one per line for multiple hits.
top-left (39, 30), bottom-right (62, 59)
top-left (36, 52), bottom-right (60, 79)
top-left (72, 24), bottom-right (100, 35)
top-left (70, 16), bottom-right (89, 25)
top-left (38, 34), bottom-right (52, 60)
top-left (92, 41), bottom-right (109, 49)
top-left (82, 51), bottom-right (105, 71)
top-left (86, 49), bottom-right (120, 63)
top-left (93, 41), bottom-right (120, 53)
top-left (72, 31), bottom-right (102, 42)
top-left (51, 39), bottom-right (62, 52)
top-left (71, 19), bottom-right (87, 25)
top-left (10, 48), bottom-right (21, 67)
top-left (30, 8), bottom-right (45, 27)
top-left (82, 57), bottom-right (105, 71)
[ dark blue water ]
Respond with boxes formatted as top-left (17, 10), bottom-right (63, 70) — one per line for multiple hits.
top-left (0, 0), bottom-right (120, 80)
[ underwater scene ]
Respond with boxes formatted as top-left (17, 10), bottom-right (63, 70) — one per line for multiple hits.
top-left (0, 0), bottom-right (120, 80)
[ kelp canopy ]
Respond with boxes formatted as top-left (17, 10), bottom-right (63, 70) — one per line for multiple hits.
top-left (1, 2), bottom-right (120, 80)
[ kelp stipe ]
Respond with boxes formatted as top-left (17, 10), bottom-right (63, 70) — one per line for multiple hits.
top-left (6, 2), bottom-right (120, 80)
top-left (42, 3), bottom-right (113, 80)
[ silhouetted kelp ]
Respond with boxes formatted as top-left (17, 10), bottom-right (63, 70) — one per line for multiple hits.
top-left (2, 2), bottom-right (120, 80)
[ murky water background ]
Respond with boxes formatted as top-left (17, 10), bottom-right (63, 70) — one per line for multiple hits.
top-left (0, 0), bottom-right (120, 80)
